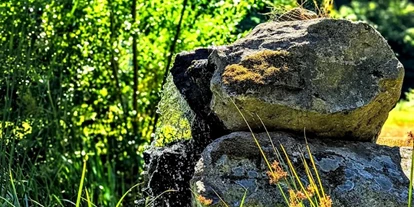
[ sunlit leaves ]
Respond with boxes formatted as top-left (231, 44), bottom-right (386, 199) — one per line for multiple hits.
top-left (1, 0), bottom-right (274, 205)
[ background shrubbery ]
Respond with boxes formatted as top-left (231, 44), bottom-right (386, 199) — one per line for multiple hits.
top-left (0, 0), bottom-right (413, 205)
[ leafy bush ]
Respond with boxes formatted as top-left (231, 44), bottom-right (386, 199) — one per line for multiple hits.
top-left (0, 0), bottom-right (274, 205)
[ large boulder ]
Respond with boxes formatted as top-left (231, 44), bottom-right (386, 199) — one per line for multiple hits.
top-left (191, 131), bottom-right (413, 207)
top-left (209, 19), bottom-right (404, 142)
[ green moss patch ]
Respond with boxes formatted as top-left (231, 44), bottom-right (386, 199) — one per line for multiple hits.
top-left (222, 50), bottom-right (294, 91)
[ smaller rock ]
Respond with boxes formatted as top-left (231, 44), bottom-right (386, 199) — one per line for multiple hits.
top-left (191, 131), bottom-right (413, 207)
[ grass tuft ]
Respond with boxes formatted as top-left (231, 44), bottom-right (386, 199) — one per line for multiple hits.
top-left (266, 0), bottom-right (334, 22)
top-left (229, 98), bottom-right (331, 207)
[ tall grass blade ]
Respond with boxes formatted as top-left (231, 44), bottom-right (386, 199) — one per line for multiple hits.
top-left (408, 137), bottom-right (414, 207)
top-left (299, 151), bottom-right (322, 201)
top-left (234, 105), bottom-right (289, 205)
top-left (52, 195), bottom-right (65, 207)
top-left (304, 129), bottom-right (326, 198)
top-left (0, 196), bottom-right (16, 207)
top-left (115, 183), bottom-right (142, 207)
top-left (81, 198), bottom-right (97, 207)
top-left (145, 189), bottom-right (177, 207)
top-left (85, 188), bottom-right (92, 207)
top-left (9, 169), bottom-right (20, 207)
top-left (29, 199), bottom-right (45, 207)
top-left (238, 186), bottom-right (248, 207)
top-left (76, 159), bottom-right (87, 207)
top-left (280, 145), bottom-right (316, 207)
top-left (229, 99), bottom-right (273, 172)
top-left (211, 188), bottom-right (229, 207)
top-left (61, 199), bottom-right (76, 206)
top-left (255, 114), bottom-right (299, 192)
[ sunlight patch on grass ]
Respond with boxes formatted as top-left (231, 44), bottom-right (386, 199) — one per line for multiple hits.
top-left (377, 89), bottom-right (414, 147)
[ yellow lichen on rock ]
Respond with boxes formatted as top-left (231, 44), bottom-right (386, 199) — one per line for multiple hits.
top-left (222, 50), bottom-right (290, 86)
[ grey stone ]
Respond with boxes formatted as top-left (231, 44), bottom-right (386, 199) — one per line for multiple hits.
top-left (191, 131), bottom-right (413, 207)
top-left (209, 19), bottom-right (404, 142)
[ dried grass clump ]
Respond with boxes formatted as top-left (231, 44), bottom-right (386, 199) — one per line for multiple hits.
top-left (268, 0), bottom-right (334, 22)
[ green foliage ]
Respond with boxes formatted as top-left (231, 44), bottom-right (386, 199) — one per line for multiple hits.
top-left (0, 0), bottom-right (273, 205)
top-left (155, 0), bottom-right (274, 144)
top-left (397, 89), bottom-right (414, 112)
top-left (3, 0), bottom-right (410, 205)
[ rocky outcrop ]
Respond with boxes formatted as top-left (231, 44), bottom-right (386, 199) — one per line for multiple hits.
top-left (191, 132), bottom-right (412, 207)
top-left (210, 19), bottom-right (404, 142)
top-left (143, 18), bottom-right (407, 207)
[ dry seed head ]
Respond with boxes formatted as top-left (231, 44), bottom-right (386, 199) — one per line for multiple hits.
top-left (197, 195), bottom-right (213, 206)
top-left (277, 7), bottom-right (318, 21)
top-left (295, 190), bottom-right (307, 200)
top-left (288, 189), bottom-right (301, 207)
top-left (306, 184), bottom-right (316, 197)
top-left (266, 160), bottom-right (288, 185)
top-left (406, 131), bottom-right (413, 145)
top-left (319, 196), bottom-right (333, 207)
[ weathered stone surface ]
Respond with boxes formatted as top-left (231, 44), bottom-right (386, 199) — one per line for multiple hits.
top-left (209, 19), bottom-right (404, 142)
top-left (191, 131), bottom-right (412, 207)
top-left (398, 146), bottom-right (414, 181)
top-left (143, 140), bottom-right (197, 207)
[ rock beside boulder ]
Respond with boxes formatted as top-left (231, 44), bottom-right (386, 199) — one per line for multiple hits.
top-left (209, 18), bottom-right (404, 142)
top-left (191, 131), bottom-right (412, 207)
top-left (171, 48), bottom-right (229, 147)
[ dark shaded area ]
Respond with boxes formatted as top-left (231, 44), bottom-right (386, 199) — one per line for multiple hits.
top-left (144, 49), bottom-right (229, 206)
top-left (143, 140), bottom-right (197, 207)
top-left (170, 48), bottom-right (230, 146)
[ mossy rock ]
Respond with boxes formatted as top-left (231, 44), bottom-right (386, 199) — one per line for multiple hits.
top-left (209, 19), bottom-right (404, 142)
